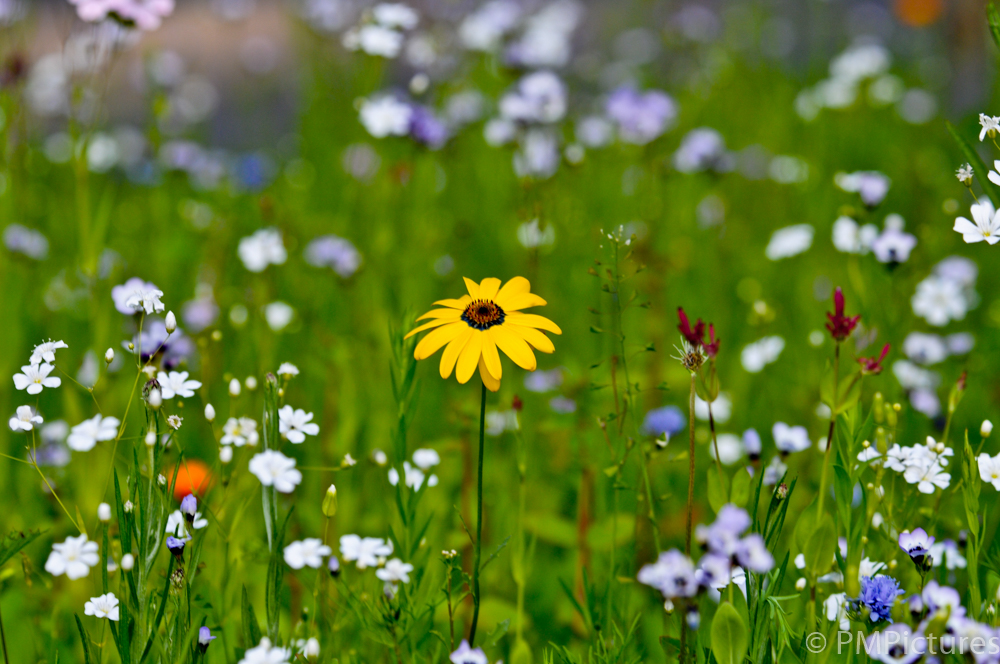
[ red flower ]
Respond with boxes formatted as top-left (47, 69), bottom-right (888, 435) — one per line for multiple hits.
top-left (677, 307), bottom-right (705, 347)
top-left (826, 287), bottom-right (860, 342)
top-left (858, 343), bottom-right (890, 375)
top-left (703, 323), bottom-right (720, 358)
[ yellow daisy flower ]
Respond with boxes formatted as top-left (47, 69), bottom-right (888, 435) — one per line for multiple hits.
top-left (405, 276), bottom-right (561, 391)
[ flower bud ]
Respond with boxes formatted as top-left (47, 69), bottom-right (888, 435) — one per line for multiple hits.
top-left (302, 637), bottom-right (320, 659)
top-left (204, 403), bottom-right (216, 422)
top-left (198, 626), bottom-right (217, 653)
top-left (121, 553), bottom-right (134, 571)
top-left (983, 420), bottom-right (994, 438)
top-left (105, 348), bottom-right (115, 364)
top-left (124, 500), bottom-right (134, 513)
top-left (98, 502), bottom-right (112, 522)
top-left (245, 376), bottom-right (258, 391)
top-left (148, 389), bottom-right (162, 410)
top-left (795, 577), bottom-right (806, 591)
top-left (219, 445), bottom-right (233, 464)
top-left (166, 536), bottom-right (186, 560)
top-left (180, 494), bottom-right (197, 522)
top-left (165, 311), bottom-right (177, 333)
top-left (128, 342), bottom-right (135, 351)
top-left (145, 431), bottom-right (158, 446)
top-left (229, 378), bottom-right (241, 397)
top-left (328, 555), bottom-right (340, 578)
top-left (322, 484), bottom-right (338, 518)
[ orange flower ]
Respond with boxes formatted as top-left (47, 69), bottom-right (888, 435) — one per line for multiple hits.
top-left (166, 459), bottom-right (212, 502)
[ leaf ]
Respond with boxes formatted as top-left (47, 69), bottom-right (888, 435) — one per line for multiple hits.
top-left (947, 120), bottom-right (1000, 207)
top-left (487, 618), bottom-right (511, 646)
top-left (0, 529), bottom-right (45, 568)
top-left (711, 602), bottom-right (748, 664)
top-left (75, 614), bottom-right (93, 664)
top-left (242, 585), bottom-right (263, 648)
top-left (802, 516), bottom-right (837, 578)
top-left (989, 3), bottom-right (1000, 51)
top-left (730, 468), bottom-right (752, 508)
top-left (707, 469), bottom-right (729, 514)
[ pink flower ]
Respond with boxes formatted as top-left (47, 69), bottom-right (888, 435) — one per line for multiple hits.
top-left (67, 0), bottom-right (174, 31)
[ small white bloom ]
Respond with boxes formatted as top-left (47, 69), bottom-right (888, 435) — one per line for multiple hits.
top-left (278, 406), bottom-right (320, 443)
top-left (343, 453), bottom-right (357, 467)
top-left (239, 637), bottom-right (292, 664)
top-left (339, 534), bottom-right (393, 569)
top-left (831, 216), bottom-right (877, 254)
top-left (68, 415), bottom-right (121, 452)
top-left (376, 558), bottom-right (414, 583)
top-left (765, 224), bottom-right (814, 260)
top-left (740, 337), bottom-right (785, 373)
top-left (125, 288), bottom-right (166, 315)
top-left (411, 448), bottom-right (440, 470)
top-left (982, 420), bottom-right (993, 438)
top-left (157, 371), bottom-right (202, 399)
top-left (298, 637), bottom-right (320, 659)
top-left (359, 95), bottom-right (412, 138)
top-left (373, 3), bottom-right (418, 29)
top-left (121, 553), bottom-right (134, 571)
top-left (978, 453), bottom-right (1000, 490)
top-left (84, 593), bottom-right (119, 621)
top-left (277, 362), bottom-right (299, 378)
top-left (956, 163), bottom-right (973, 184)
top-left (220, 445), bottom-right (234, 463)
top-left (13, 363), bottom-right (61, 395)
top-left (954, 198), bottom-right (1000, 245)
top-left (229, 378), bottom-right (242, 397)
top-left (204, 403), bottom-right (216, 422)
top-left (979, 113), bottom-right (1000, 141)
top-left (147, 389), bottom-right (162, 409)
top-left (249, 450), bottom-right (302, 493)
top-left (45, 534), bottom-right (100, 580)
top-left (264, 302), bottom-right (295, 332)
top-left (165, 510), bottom-right (208, 538)
top-left (245, 376), bottom-right (258, 391)
top-left (221, 417), bottom-right (259, 447)
top-left (238, 228), bottom-right (287, 273)
top-left (9, 405), bottom-right (43, 432)
top-left (104, 348), bottom-right (115, 364)
top-left (283, 538), bottom-right (332, 569)
top-left (29, 340), bottom-right (69, 365)
top-left (164, 311), bottom-right (177, 333)
top-left (911, 276), bottom-right (968, 327)
top-left (97, 503), bottom-right (112, 522)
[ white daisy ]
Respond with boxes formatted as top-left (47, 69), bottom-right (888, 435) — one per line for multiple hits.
top-left (339, 534), bottom-right (393, 569)
top-left (157, 371), bottom-right (202, 399)
top-left (45, 534), bottom-right (100, 580)
top-left (278, 406), bottom-right (320, 444)
top-left (283, 538), bottom-right (332, 569)
top-left (29, 340), bottom-right (68, 365)
top-left (221, 417), bottom-right (259, 447)
top-left (953, 198), bottom-right (1000, 245)
top-left (67, 415), bottom-right (120, 452)
top-left (248, 450), bottom-right (302, 493)
top-left (84, 593), bottom-right (119, 621)
top-left (9, 405), bottom-right (42, 432)
top-left (13, 363), bottom-right (61, 395)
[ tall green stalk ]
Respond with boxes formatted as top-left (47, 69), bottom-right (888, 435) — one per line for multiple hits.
top-left (469, 381), bottom-right (487, 646)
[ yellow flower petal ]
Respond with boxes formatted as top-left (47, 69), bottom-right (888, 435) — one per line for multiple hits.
top-left (504, 312), bottom-right (562, 335)
top-left (494, 276), bottom-right (531, 305)
top-left (434, 297), bottom-right (472, 309)
top-left (414, 322), bottom-right (466, 360)
top-left (478, 357), bottom-right (501, 392)
top-left (504, 324), bottom-right (555, 353)
top-left (500, 293), bottom-right (547, 311)
top-left (478, 277), bottom-right (502, 301)
top-left (456, 330), bottom-right (484, 384)
top-left (404, 317), bottom-right (454, 339)
top-left (481, 330), bottom-right (503, 379)
top-left (490, 325), bottom-right (537, 370)
top-left (416, 309), bottom-right (463, 321)
top-left (463, 277), bottom-right (480, 299)
top-left (440, 327), bottom-right (474, 379)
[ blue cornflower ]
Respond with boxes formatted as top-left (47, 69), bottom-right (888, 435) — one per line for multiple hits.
top-left (857, 576), bottom-right (904, 623)
top-left (642, 406), bottom-right (685, 436)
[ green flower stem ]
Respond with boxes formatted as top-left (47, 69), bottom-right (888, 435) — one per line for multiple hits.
top-left (469, 381), bottom-right (487, 646)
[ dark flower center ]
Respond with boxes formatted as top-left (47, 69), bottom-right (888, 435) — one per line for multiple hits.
top-left (462, 299), bottom-right (505, 330)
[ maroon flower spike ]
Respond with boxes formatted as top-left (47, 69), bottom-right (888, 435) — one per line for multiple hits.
top-left (703, 323), bottom-right (720, 358)
top-left (677, 307), bottom-right (705, 347)
top-left (826, 287), bottom-right (860, 342)
top-left (858, 343), bottom-right (890, 375)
